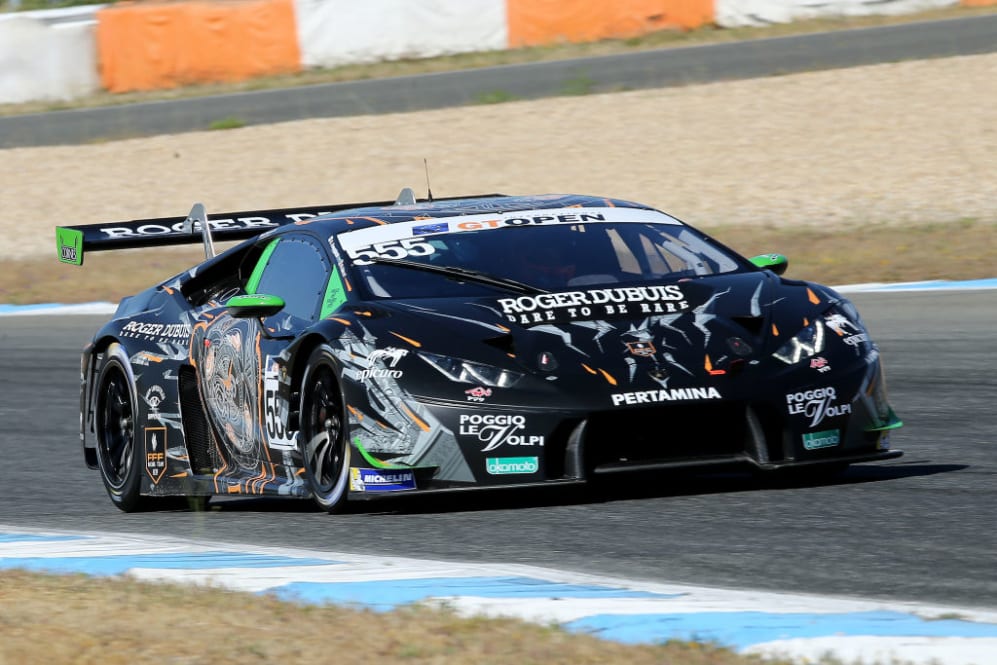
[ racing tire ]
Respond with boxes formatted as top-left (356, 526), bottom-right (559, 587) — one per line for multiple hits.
top-left (94, 344), bottom-right (149, 512)
top-left (299, 345), bottom-right (351, 513)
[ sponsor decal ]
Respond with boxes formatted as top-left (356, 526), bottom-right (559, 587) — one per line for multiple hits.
top-left (144, 385), bottom-right (166, 421)
top-left (465, 386), bottom-right (492, 402)
top-left (337, 208), bottom-right (681, 263)
top-left (625, 340), bottom-right (656, 357)
top-left (802, 429), bottom-right (840, 450)
top-left (359, 347), bottom-right (409, 382)
top-left (98, 215), bottom-right (286, 239)
top-left (455, 212), bottom-right (607, 231)
top-left (349, 467), bottom-right (416, 492)
top-left (486, 456), bottom-right (540, 475)
top-left (121, 321), bottom-right (192, 340)
top-left (842, 332), bottom-right (869, 347)
top-left (368, 347), bottom-right (408, 365)
top-left (611, 386), bottom-right (721, 406)
top-left (810, 357), bottom-right (831, 373)
top-left (824, 313), bottom-right (860, 336)
top-left (57, 227), bottom-right (83, 265)
top-left (263, 358), bottom-right (297, 451)
top-left (497, 285), bottom-right (689, 326)
top-left (786, 387), bottom-right (852, 428)
top-left (412, 221), bottom-right (449, 235)
top-left (358, 369), bottom-right (402, 381)
top-left (144, 427), bottom-right (167, 484)
top-left (459, 414), bottom-right (544, 452)
top-left (825, 313), bottom-right (869, 347)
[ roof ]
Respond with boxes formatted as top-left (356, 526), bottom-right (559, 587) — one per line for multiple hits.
top-left (299, 193), bottom-right (655, 235)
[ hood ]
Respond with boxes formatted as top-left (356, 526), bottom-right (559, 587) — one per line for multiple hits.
top-left (368, 271), bottom-right (838, 393)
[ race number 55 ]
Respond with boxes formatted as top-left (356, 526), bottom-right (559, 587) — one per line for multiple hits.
top-left (263, 371), bottom-right (297, 451)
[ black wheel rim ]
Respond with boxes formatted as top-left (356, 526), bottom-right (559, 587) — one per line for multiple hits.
top-left (99, 367), bottom-right (134, 488)
top-left (303, 365), bottom-right (345, 493)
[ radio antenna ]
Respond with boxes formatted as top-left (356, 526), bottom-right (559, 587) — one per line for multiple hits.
top-left (423, 158), bottom-right (434, 202)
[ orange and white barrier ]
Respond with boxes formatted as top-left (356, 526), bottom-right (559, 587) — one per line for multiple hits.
top-left (0, 0), bottom-right (993, 101)
top-left (294, 0), bottom-right (507, 68)
top-left (0, 7), bottom-right (102, 104)
top-left (716, 0), bottom-right (962, 27)
top-left (506, 0), bottom-right (713, 47)
top-left (96, 0), bottom-right (301, 93)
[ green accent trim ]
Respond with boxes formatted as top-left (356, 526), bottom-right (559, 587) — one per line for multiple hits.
top-left (865, 407), bottom-right (904, 432)
top-left (56, 227), bottom-right (83, 266)
top-left (353, 436), bottom-right (409, 470)
top-left (749, 253), bottom-right (788, 271)
top-left (245, 238), bottom-right (280, 294)
top-left (320, 266), bottom-right (348, 319)
top-left (225, 294), bottom-right (285, 318)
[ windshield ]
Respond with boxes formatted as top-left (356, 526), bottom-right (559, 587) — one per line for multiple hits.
top-left (337, 213), bottom-right (748, 299)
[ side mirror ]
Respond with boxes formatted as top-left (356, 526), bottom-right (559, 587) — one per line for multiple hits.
top-left (225, 294), bottom-right (286, 318)
top-left (749, 253), bottom-right (788, 276)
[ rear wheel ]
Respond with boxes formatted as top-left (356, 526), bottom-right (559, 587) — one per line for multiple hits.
top-left (94, 345), bottom-right (148, 512)
top-left (299, 346), bottom-right (351, 513)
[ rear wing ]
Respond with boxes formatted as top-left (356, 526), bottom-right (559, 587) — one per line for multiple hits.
top-left (54, 197), bottom-right (401, 267)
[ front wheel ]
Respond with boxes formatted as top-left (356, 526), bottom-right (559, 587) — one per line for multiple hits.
top-left (94, 344), bottom-right (148, 512)
top-left (299, 345), bottom-right (351, 513)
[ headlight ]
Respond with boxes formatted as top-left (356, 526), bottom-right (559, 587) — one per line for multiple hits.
top-left (772, 318), bottom-right (827, 365)
top-left (417, 352), bottom-right (523, 388)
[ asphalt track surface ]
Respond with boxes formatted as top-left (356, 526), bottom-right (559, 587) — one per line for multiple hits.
top-left (1, 13), bottom-right (996, 148)
top-left (1, 291), bottom-right (994, 609)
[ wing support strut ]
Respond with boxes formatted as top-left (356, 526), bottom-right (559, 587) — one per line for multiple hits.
top-left (182, 203), bottom-right (215, 260)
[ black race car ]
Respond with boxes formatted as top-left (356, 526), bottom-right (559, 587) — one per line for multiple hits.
top-left (57, 191), bottom-right (902, 512)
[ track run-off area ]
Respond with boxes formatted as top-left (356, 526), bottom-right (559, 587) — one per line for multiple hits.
top-left (1, 286), bottom-right (995, 663)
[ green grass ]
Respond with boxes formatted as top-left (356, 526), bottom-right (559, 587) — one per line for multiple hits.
top-left (0, 569), bottom-right (914, 665)
top-left (208, 116), bottom-right (247, 130)
top-left (474, 89), bottom-right (522, 104)
top-left (560, 75), bottom-right (596, 96)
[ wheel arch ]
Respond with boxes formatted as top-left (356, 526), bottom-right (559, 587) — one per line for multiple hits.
top-left (82, 335), bottom-right (129, 468)
top-left (286, 332), bottom-right (344, 432)
top-left (297, 341), bottom-right (352, 513)
top-left (92, 340), bottom-right (150, 508)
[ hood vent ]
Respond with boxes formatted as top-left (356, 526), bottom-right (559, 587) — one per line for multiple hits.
top-left (731, 315), bottom-right (765, 337)
top-left (482, 334), bottom-right (516, 355)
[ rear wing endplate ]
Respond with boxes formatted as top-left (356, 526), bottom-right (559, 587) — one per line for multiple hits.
top-left (55, 198), bottom-right (397, 267)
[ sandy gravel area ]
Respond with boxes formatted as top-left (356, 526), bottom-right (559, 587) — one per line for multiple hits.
top-left (2, 52), bottom-right (994, 261)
